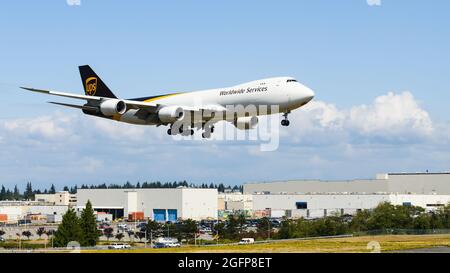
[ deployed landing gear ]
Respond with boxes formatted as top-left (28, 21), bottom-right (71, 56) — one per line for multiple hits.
top-left (202, 125), bottom-right (214, 139)
top-left (168, 125), bottom-right (194, 136)
top-left (281, 119), bottom-right (290, 126)
top-left (182, 129), bottom-right (194, 136)
top-left (281, 112), bottom-right (290, 127)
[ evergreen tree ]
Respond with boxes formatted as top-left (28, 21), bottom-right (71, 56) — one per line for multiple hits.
top-left (24, 182), bottom-right (33, 200)
top-left (53, 208), bottom-right (82, 247)
top-left (79, 200), bottom-right (99, 246)
top-left (0, 186), bottom-right (6, 200)
top-left (6, 189), bottom-right (12, 200)
top-left (49, 184), bottom-right (56, 194)
top-left (13, 185), bottom-right (20, 200)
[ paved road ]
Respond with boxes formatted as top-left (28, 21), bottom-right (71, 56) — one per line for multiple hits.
top-left (389, 247), bottom-right (450, 253)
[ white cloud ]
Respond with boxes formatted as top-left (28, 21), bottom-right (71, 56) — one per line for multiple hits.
top-left (66, 0), bottom-right (81, 6)
top-left (348, 92), bottom-right (433, 138)
top-left (2, 114), bottom-right (73, 139)
top-left (80, 157), bottom-right (104, 173)
top-left (287, 91), bottom-right (436, 144)
top-left (367, 0), bottom-right (381, 6)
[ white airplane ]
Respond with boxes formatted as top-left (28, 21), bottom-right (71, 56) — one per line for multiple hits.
top-left (21, 65), bottom-right (315, 138)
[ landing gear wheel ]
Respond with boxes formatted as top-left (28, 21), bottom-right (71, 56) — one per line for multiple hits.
top-left (190, 129), bottom-right (194, 136)
top-left (202, 124), bottom-right (214, 138)
top-left (167, 128), bottom-right (172, 135)
top-left (281, 120), bottom-right (290, 126)
top-left (202, 132), bottom-right (211, 139)
top-left (281, 112), bottom-right (290, 127)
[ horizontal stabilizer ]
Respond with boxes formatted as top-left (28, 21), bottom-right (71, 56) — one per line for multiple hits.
top-left (48, 101), bottom-right (98, 111)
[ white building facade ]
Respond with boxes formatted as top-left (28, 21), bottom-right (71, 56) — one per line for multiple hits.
top-left (35, 191), bottom-right (77, 206)
top-left (0, 201), bottom-right (69, 223)
top-left (252, 193), bottom-right (450, 219)
top-left (76, 188), bottom-right (218, 221)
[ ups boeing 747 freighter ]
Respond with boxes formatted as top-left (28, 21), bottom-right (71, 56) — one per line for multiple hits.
top-left (21, 65), bottom-right (315, 138)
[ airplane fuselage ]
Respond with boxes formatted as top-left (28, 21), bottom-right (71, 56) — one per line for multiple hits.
top-left (22, 66), bottom-right (315, 138)
top-left (118, 76), bottom-right (315, 126)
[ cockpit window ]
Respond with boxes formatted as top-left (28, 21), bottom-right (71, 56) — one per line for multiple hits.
top-left (287, 79), bottom-right (297, 83)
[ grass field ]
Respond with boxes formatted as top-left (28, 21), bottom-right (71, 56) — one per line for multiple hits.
top-left (82, 234), bottom-right (450, 253)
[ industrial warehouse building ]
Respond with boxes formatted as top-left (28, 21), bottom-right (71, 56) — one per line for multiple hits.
top-left (251, 193), bottom-right (450, 219)
top-left (239, 173), bottom-right (450, 219)
top-left (76, 188), bottom-right (218, 221)
top-left (244, 173), bottom-right (450, 195)
top-left (0, 201), bottom-right (69, 223)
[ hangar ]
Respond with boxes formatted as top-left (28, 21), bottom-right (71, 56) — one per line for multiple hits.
top-left (251, 193), bottom-right (450, 219)
top-left (231, 172), bottom-right (450, 219)
top-left (244, 173), bottom-right (450, 195)
top-left (76, 188), bottom-right (218, 221)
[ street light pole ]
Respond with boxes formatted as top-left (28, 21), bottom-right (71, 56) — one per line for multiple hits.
top-left (144, 229), bottom-right (147, 249)
top-left (142, 202), bottom-right (146, 248)
top-left (150, 230), bottom-right (153, 248)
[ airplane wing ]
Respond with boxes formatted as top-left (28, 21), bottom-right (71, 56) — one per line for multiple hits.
top-left (21, 86), bottom-right (226, 125)
top-left (20, 87), bottom-right (158, 110)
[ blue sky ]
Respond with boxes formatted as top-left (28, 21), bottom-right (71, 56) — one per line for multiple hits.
top-left (1, 1), bottom-right (450, 190)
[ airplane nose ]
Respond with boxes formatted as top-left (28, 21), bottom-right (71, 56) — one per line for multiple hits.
top-left (304, 86), bottom-right (315, 102)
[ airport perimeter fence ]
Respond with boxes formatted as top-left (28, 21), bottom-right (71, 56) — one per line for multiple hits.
top-left (353, 229), bottom-right (450, 236)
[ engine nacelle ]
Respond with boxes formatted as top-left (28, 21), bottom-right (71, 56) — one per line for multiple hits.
top-left (234, 116), bottom-right (258, 130)
top-left (100, 99), bottom-right (127, 116)
top-left (158, 106), bottom-right (184, 123)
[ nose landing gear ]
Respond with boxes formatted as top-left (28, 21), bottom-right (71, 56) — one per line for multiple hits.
top-left (281, 112), bottom-right (290, 127)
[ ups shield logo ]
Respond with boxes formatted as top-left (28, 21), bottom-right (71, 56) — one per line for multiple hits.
top-left (85, 77), bottom-right (97, 96)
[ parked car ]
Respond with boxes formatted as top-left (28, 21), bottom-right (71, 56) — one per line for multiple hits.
top-left (167, 242), bottom-right (181, 248)
top-left (108, 243), bottom-right (131, 249)
top-left (239, 238), bottom-right (255, 245)
top-left (136, 222), bottom-right (147, 229)
top-left (18, 219), bottom-right (31, 225)
top-left (202, 227), bottom-right (212, 233)
top-left (153, 242), bottom-right (167, 248)
top-left (117, 224), bottom-right (129, 231)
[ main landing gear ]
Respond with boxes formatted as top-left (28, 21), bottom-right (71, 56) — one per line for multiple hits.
top-left (281, 112), bottom-right (290, 127)
top-left (166, 124), bottom-right (215, 138)
top-left (202, 125), bottom-right (214, 139)
top-left (167, 125), bottom-right (194, 136)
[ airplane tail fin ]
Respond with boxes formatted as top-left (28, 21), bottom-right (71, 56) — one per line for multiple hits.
top-left (78, 65), bottom-right (117, 98)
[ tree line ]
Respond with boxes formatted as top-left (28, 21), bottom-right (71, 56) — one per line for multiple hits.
top-left (0, 181), bottom-right (243, 201)
top-left (211, 202), bottom-right (450, 242)
top-left (0, 182), bottom-right (76, 201)
top-left (275, 202), bottom-right (450, 240)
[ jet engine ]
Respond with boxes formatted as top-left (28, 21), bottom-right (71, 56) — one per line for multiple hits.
top-left (158, 106), bottom-right (184, 123)
top-left (99, 99), bottom-right (127, 116)
top-left (234, 116), bottom-right (258, 130)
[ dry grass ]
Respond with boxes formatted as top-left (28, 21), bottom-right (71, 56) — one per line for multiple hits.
top-left (82, 234), bottom-right (450, 253)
